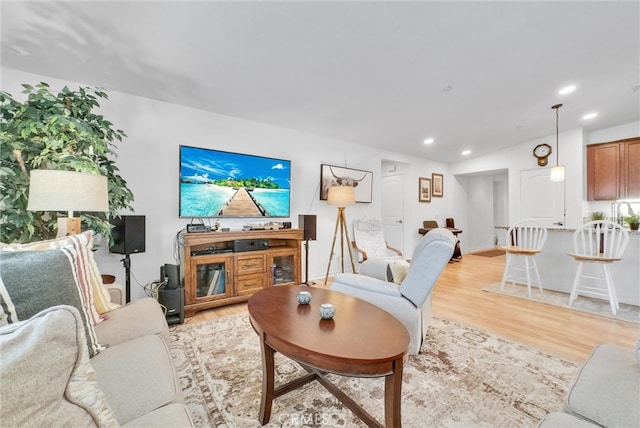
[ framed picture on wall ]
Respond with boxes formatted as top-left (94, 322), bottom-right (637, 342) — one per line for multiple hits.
top-left (320, 164), bottom-right (373, 203)
top-left (432, 173), bottom-right (444, 197)
top-left (418, 177), bottom-right (431, 202)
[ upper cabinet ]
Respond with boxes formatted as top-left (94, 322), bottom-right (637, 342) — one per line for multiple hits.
top-left (587, 137), bottom-right (640, 201)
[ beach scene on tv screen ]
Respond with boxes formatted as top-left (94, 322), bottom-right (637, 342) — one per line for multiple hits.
top-left (180, 146), bottom-right (291, 218)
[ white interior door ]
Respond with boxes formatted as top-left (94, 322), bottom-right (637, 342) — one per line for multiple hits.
top-left (382, 173), bottom-right (405, 252)
top-left (520, 169), bottom-right (565, 226)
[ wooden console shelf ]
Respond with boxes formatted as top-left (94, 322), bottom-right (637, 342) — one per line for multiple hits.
top-left (179, 228), bottom-right (302, 317)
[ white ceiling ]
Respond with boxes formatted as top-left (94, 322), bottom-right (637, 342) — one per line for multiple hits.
top-left (2, 1), bottom-right (639, 163)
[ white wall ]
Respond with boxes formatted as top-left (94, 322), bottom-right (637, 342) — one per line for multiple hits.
top-left (588, 121), bottom-right (640, 144)
top-left (2, 67), bottom-right (453, 299)
top-left (4, 67), bottom-right (636, 299)
top-left (450, 121), bottom-right (639, 252)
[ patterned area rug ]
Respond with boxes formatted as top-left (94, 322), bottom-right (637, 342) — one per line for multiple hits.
top-left (170, 313), bottom-right (578, 427)
top-left (483, 282), bottom-right (640, 324)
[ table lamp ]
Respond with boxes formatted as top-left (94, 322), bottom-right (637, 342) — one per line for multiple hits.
top-left (27, 169), bottom-right (109, 237)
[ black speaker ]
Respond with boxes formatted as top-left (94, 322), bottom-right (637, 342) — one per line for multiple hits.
top-left (160, 264), bottom-right (180, 289)
top-left (158, 287), bottom-right (184, 325)
top-left (109, 215), bottom-right (146, 254)
top-left (298, 214), bottom-right (317, 241)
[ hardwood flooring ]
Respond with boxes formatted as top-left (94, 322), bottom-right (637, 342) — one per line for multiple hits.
top-left (189, 252), bottom-right (639, 363)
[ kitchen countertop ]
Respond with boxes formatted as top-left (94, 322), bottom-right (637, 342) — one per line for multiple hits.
top-left (495, 225), bottom-right (640, 306)
top-left (495, 225), bottom-right (640, 235)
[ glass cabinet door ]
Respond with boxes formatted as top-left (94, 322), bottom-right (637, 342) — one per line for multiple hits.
top-left (271, 253), bottom-right (296, 285)
top-left (192, 257), bottom-right (231, 300)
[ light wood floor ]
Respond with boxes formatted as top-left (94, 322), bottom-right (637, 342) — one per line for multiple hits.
top-left (190, 252), bottom-right (639, 363)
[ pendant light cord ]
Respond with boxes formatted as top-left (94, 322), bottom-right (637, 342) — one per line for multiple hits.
top-left (552, 103), bottom-right (562, 166)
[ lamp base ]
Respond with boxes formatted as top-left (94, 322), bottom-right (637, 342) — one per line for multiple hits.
top-left (56, 217), bottom-right (81, 238)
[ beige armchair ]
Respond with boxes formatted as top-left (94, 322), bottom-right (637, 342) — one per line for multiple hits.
top-left (351, 218), bottom-right (403, 263)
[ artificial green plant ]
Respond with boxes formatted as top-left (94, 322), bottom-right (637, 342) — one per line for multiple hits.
top-left (0, 82), bottom-right (134, 243)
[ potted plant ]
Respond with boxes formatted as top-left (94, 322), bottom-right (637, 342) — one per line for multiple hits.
top-left (624, 213), bottom-right (640, 231)
top-left (590, 211), bottom-right (607, 222)
top-left (0, 82), bottom-right (134, 244)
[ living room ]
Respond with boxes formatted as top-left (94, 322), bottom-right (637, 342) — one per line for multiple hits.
top-left (1, 2), bottom-right (639, 427)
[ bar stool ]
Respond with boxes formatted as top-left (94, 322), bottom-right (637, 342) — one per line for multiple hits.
top-left (568, 220), bottom-right (629, 315)
top-left (500, 219), bottom-right (548, 298)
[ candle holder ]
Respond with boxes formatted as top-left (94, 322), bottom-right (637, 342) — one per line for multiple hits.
top-left (319, 303), bottom-right (336, 320)
top-left (297, 291), bottom-right (311, 305)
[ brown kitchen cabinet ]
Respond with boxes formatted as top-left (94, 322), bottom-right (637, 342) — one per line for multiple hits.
top-left (179, 228), bottom-right (302, 317)
top-left (587, 137), bottom-right (640, 201)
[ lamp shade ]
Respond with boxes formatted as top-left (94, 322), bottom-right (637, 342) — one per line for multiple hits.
top-left (327, 185), bottom-right (355, 206)
top-left (550, 165), bottom-right (565, 182)
top-left (27, 169), bottom-right (109, 213)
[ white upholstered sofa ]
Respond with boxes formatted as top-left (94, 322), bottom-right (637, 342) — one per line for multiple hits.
top-left (0, 232), bottom-right (193, 427)
top-left (537, 344), bottom-right (639, 427)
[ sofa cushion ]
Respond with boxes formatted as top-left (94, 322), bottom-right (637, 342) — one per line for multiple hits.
top-left (0, 249), bottom-right (104, 357)
top-left (95, 298), bottom-right (170, 347)
top-left (91, 333), bottom-right (182, 424)
top-left (0, 305), bottom-right (118, 427)
top-left (565, 344), bottom-right (640, 427)
top-left (388, 260), bottom-right (410, 284)
top-left (0, 231), bottom-right (117, 318)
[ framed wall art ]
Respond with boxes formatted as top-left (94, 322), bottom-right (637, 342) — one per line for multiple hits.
top-left (432, 173), bottom-right (444, 197)
top-left (418, 177), bottom-right (431, 202)
top-left (320, 164), bottom-right (373, 203)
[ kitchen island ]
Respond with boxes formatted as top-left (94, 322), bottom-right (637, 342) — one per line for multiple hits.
top-left (495, 226), bottom-right (640, 307)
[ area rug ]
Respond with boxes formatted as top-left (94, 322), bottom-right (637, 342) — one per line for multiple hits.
top-left (483, 282), bottom-right (640, 325)
top-left (170, 313), bottom-right (578, 427)
top-left (470, 249), bottom-right (506, 258)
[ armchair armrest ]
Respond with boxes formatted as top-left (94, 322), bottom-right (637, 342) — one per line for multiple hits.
top-left (351, 241), bottom-right (403, 263)
top-left (386, 242), bottom-right (402, 257)
top-left (351, 241), bottom-right (369, 263)
top-left (104, 283), bottom-right (126, 306)
top-left (332, 273), bottom-right (401, 297)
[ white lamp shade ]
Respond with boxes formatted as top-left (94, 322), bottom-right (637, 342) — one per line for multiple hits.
top-left (327, 185), bottom-right (355, 206)
top-left (550, 165), bottom-right (565, 182)
top-left (27, 169), bottom-right (109, 213)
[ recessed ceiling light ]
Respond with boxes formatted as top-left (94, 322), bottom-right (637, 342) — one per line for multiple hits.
top-left (582, 112), bottom-right (598, 120)
top-left (559, 85), bottom-right (576, 95)
top-left (462, 150), bottom-right (471, 156)
top-left (423, 138), bottom-right (434, 145)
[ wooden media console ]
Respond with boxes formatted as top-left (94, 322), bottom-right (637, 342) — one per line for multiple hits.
top-left (179, 228), bottom-right (303, 317)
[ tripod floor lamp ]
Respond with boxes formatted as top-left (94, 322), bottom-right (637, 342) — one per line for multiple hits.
top-left (324, 185), bottom-right (356, 285)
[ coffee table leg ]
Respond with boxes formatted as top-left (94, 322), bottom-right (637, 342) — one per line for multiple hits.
top-left (259, 333), bottom-right (275, 425)
top-left (384, 357), bottom-right (404, 427)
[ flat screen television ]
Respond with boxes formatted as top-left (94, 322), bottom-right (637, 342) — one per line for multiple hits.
top-left (179, 145), bottom-right (291, 218)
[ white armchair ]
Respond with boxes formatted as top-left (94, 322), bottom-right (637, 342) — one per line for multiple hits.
top-left (351, 218), bottom-right (403, 263)
top-left (331, 228), bottom-right (456, 355)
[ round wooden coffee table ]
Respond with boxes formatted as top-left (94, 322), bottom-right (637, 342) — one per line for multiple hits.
top-left (248, 285), bottom-right (410, 427)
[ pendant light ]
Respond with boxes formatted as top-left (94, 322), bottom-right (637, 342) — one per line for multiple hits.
top-left (550, 103), bottom-right (565, 182)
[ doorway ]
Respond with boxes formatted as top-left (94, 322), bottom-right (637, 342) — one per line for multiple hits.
top-left (381, 161), bottom-right (407, 254)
